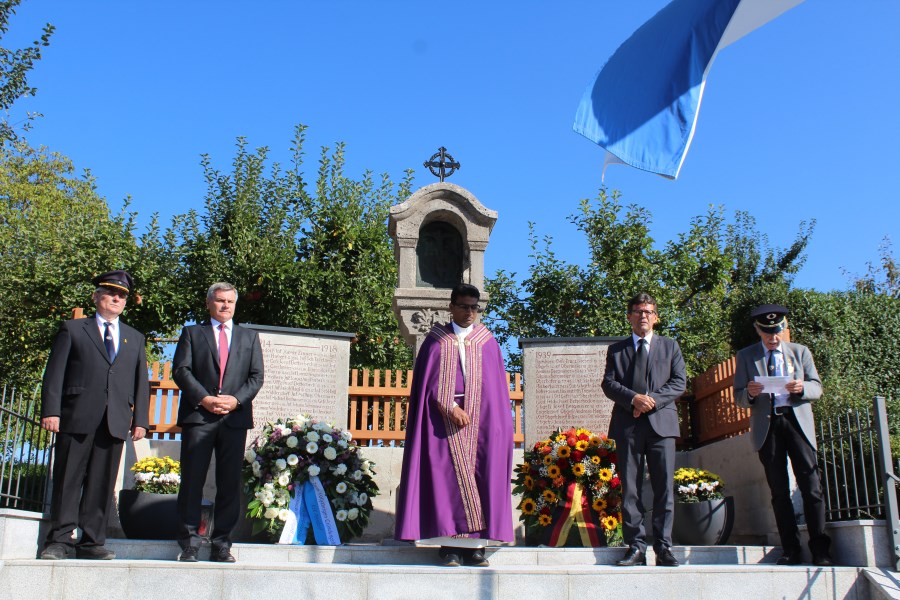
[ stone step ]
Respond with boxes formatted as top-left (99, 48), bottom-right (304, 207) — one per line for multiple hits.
top-left (0, 556), bottom-right (868, 600)
top-left (104, 539), bottom-right (786, 566)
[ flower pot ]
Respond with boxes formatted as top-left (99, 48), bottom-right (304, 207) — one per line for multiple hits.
top-left (117, 489), bottom-right (180, 540)
top-left (672, 496), bottom-right (734, 545)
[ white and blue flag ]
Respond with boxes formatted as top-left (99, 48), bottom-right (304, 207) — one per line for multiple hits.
top-left (574, 0), bottom-right (805, 180)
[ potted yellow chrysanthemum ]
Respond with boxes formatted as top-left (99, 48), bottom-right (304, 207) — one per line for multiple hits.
top-left (672, 467), bottom-right (733, 545)
top-left (118, 456), bottom-right (183, 540)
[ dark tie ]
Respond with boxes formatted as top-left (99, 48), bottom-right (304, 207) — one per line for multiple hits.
top-left (767, 350), bottom-right (778, 376)
top-left (632, 339), bottom-right (649, 394)
top-left (103, 321), bottom-right (116, 362)
top-left (218, 324), bottom-right (229, 391)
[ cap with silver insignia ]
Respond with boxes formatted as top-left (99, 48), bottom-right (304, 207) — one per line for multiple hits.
top-left (750, 304), bottom-right (789, 334)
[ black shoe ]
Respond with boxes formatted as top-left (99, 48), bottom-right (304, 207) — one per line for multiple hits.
top-left (812, 554), bottom-right (834, 567)
top-left (209, 546), bottom-right (236, 563)
top-left (441, 552), bottom-right (462, 567)
top-left (177, 546), bottom-right (200, 562)
top-left (655, 547), bottom-right (679, 567)
top-left (616, 547), bottom-right (646, 566)
top-left (40, 543), bottom-right (69, 560)
top-left (466, 548), bottom-right (490, 567)
top-left (776, 552), bottom-right (804, 565)
top-left (75, 545), bottom-right (115, 560)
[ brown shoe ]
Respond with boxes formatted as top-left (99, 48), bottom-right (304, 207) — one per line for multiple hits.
top-left (466, 548), bottom-right (490, 567)
top-left (209, 546), bottom-right (236, 563)
top-left (776, 552), bottom-right (804, 565)
top-left (655, 547), bottom-right (679, 567)
top-left (75, 545), bottom-right (115, 560)
top-left (40, 543), bottom-right (69, 560)
top-left (616, 547), bottom-right (646, 566)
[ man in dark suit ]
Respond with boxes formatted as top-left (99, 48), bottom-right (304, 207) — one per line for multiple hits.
top-left (40, 270), bottom-right (149, 560)
top-left (602, 292), bottom-right (686, 567)
top-left (173, 282), bottom-right (264, 563)
top-left (733, 304), bottom-right (833, 566)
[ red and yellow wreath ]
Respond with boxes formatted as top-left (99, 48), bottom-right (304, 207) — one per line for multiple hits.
top-left (513, 427), bottom-right (623, 547)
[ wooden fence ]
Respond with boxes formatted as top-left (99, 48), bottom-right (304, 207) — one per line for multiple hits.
top-left (688, 356), bottom-right (751, 445)
top-left (146, 363), bottom-right (526, 447)
top-left (147, 357), bottom-right (744, 449)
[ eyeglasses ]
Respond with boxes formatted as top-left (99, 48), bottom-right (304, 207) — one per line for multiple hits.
top-left (629, 309), bottom-right (656, 317)
top-left (452, 303), bottom-right (482, 313)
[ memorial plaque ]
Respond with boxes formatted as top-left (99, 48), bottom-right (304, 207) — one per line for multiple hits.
top-left (245, 325), bottom-right (354, 446)
top-left (521, 337), bottom-right (625, 449)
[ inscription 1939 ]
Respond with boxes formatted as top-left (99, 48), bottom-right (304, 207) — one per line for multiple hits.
top-left (528, 348), bottom-right (614, 439)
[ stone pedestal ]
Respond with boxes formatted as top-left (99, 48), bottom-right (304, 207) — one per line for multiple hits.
top-left (389, 182), bottom-right (497, 354)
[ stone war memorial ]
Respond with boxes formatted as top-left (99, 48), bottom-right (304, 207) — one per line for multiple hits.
top-left (245, 324), bottom-right (354, 444)
top-left (520, 336), bottom-right (625, 449)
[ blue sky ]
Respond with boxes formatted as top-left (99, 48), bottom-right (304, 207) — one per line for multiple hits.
top-left (7, 1), bottom-right (900, 293)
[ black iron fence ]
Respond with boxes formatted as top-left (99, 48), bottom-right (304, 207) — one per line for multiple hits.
top-left (818, 395), bottom-right (900, 570)
top-left (0, 384), bottom-right (53, 513)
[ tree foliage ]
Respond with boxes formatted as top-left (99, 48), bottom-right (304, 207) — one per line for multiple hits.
top-left (171, 125), bottom-right (413, 369)
top-left (0, 143), bottom-right (184, 386)
top-left (484, 187), bottom-right (813, 380)
top-left (0, 0), bottom-right (54, 143)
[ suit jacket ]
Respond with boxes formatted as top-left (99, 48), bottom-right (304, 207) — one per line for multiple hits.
top-left (173, 322), bottom-right (264, 429)
top-left (41, 317), bottom-right (149, 439)
top-left (602, 335), bottom-right (686, 440)
top-left (733, 341), bottom-right (822, 451)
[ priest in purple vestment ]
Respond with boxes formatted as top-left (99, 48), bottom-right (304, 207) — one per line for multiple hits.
top-left (395, 283), bottom-right (514, 567)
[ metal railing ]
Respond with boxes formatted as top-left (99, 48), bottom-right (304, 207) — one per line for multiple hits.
top-left (817, 395), bottom-right (900, 570)
top-left (0, 384), bottom-right (54, 513)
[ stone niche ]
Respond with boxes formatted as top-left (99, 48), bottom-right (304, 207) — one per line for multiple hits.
top-left (389, 182), bottom-right (497, 353)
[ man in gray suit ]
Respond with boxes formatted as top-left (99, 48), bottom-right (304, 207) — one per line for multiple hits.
top-left (602, 292), bottom-right (686, 567)
top-left (40, 270), bottom-right (149, 560)
top-left (173, 282), bottom-right (264, 563)
top-left (733, 304), bottom-right (833, 566)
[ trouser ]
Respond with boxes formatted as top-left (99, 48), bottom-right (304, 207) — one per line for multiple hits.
top-left (758, 411), bottom-right (830, 556)
top-left (617, 418), bottom-right (675, 553)
top-left (46, 415), bottom-right (123, 548)
top-left (177, 420), bottom-right (247, 549)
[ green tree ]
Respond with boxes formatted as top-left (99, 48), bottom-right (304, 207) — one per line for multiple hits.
top-left (484, 187), bottom-right (812, 380)
top-left (173, 125), bottom-right (413, 369)
top-left (0, 0), bottom-right (54, 143)
top-left (0, 142), bottom-right (184, 386)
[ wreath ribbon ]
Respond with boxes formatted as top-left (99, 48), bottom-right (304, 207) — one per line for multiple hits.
top-left (278, 475), bottom-right (341, 545)
top-left (548, 482), bottom-right (602, 547)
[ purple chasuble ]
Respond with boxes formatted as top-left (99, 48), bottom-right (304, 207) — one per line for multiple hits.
top-left (394, 323), bottom-right (514, 542)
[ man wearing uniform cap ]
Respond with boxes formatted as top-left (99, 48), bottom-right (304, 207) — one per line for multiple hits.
top-left (39, 270), bottom-right (149, 560)
top-left (733, 304), bottom-right (833, 567)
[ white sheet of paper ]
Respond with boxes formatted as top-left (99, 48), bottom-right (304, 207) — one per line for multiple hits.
top-left (754, 375), bottom-right (791, 394)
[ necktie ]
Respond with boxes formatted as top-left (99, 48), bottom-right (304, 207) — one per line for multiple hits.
top-left (632, 339), bottom-right (648, 394)
top-left (768, 350), bottom-right (779, 376)
top-left (218, 324), bottom-right (229, 391)
top-left (103, 322), bottom-right (116, 361)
